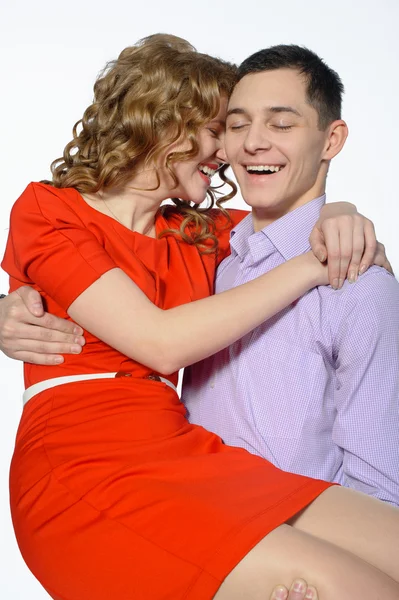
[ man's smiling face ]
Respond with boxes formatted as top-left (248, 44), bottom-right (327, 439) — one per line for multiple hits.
top-left (225, 68), bottom-right (338, 226)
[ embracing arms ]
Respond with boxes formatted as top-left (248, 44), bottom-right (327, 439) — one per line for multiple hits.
top-left (0, 203), bottom-right (390, 365)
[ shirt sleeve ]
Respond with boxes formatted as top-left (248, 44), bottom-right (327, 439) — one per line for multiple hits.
top-left (1, 182), bottom-right (117, 310)
top-left (332, 268), bottom-right (399, 505)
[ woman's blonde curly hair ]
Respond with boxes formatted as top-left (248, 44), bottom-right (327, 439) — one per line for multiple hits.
top-left (47, 34), bottom-right (239, 252)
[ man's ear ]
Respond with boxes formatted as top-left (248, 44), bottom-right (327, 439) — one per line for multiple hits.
top-left (322, 119), bottom-right (349, 160)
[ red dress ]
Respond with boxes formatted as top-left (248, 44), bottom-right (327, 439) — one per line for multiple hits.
top-left (2, 183), bottom-right (332, 600)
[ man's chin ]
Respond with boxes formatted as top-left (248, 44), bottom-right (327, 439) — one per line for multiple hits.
top-left (241, 195), bottom-right (281, 210)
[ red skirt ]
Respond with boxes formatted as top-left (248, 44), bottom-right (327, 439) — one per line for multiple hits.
top-left (10, 377), bottom-right (331, 599)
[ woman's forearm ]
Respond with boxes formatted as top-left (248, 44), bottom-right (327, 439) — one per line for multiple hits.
top-left (159, 253), bottom-right (320, 372)
top-left (69, 253), bottom-right (323, 375)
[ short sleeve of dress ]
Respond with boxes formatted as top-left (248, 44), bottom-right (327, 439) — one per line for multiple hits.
top-left (1, 183), bottom-right (117, 310)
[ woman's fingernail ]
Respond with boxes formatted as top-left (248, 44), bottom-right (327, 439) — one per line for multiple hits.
top-left (54, 356), bottom-right (63, 364)
top-left (305, 589), bottom-right (314, 599)
top-left (318, 253), bottom-right (326, 262)
top-left (332, 278), bottom-right (339, 289)
top-left (338, 278), bottom-right (344, 288)
top-left (348, 271), bottom-right (357, 283)
top-left (359, 264), bottom-right (367, 275)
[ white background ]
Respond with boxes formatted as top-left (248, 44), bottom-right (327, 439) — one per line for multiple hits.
top-left (1, 0), bottom-right (398, 597)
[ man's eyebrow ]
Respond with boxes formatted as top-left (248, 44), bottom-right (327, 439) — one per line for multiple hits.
top-left (226, 108), bottom-right (247, 118)
top-left (268, 105), bottom-right (302, 117)
top-left (226, 106), bottom-right (302, 118)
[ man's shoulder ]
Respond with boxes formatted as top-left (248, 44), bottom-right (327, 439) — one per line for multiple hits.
top-left (332, 266), bottom-right (398, 304)
top-left (321, 267), bottom-right (399, 344)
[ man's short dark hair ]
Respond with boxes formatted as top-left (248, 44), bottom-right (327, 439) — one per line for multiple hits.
top-left (238, 45), bottom-right (344, 130)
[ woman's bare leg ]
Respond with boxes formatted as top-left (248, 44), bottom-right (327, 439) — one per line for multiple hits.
top-left (214, 524), bottom-right (399, 600)
top-left (289, 486), bottom-right (399, 581)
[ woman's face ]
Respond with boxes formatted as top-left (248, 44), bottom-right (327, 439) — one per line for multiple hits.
top-left (163, 95), bottom-right (228, 204)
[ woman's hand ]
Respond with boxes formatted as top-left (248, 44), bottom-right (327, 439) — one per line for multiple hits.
top-left (301, 252), bottom-right (329, 288)
top-left (270, 578), bottom-right (317, 600)
top-left (0, 287), bottom-right (85, 364)
top-left (309, 202), bottom-right (393, 289)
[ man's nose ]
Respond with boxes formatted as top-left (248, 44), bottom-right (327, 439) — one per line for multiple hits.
top-left (244, 125), bottom-right (272, 153)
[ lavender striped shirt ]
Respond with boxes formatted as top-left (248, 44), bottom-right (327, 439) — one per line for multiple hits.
top-left (183, 196), bottom-right (399, 505)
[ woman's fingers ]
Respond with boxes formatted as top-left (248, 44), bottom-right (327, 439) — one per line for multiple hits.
top-left (346, 215), bottom-right (366, 283)
top-left (317, 217), bottom-right (341, 288)
top-left (371, 241), bottom-right (394, 275)
top-left (358, 219), bottom-right (377, 276)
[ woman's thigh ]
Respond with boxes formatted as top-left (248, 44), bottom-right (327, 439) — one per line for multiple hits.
top-left (214, 523), bottom-right (399, 600)
top-left (289, 486), bottom-right (399, 582)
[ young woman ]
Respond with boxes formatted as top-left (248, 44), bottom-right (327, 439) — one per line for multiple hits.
top-left (1, 34), bottom-right (398, 600)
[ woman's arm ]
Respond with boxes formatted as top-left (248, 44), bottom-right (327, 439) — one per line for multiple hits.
top-left (0, 204), bottom-right (392, 365)
top-left (68, 252), bottom-right (325, 375)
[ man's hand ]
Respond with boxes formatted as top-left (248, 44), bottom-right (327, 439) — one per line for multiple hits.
top-left (270, 578), bottom-right (317, 600)
top-left (0, 287), bottom-right (85, 364)
top-left (309, 202), bottom-right (393, 289)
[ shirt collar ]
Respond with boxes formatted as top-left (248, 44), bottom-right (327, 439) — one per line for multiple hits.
top-left (230, 195), bottom-right (326, 262)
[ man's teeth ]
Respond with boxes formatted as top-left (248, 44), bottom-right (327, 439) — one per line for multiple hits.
top-left (246, 165), bottom-right (283, 173)
top-left (199, 165), bottom-right (217, 177)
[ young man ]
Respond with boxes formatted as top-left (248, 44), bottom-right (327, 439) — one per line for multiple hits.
top-left (182, 46), bottom-right (399, 505)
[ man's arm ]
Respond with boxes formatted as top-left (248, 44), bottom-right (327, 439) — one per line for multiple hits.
top-left (332, 267), bottom-right (399, 505)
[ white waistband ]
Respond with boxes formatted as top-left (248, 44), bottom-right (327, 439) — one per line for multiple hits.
top-left (23, 372), bottom-right (177, 406)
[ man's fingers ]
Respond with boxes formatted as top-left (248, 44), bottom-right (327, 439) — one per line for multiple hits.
top-left (270, 584), bottom-right (288, 600)
top-left (269, 579), bottom-right (317, 600)
top-left (304, 585), bottom-right (317, 599)
top-left (12, 350), bottom-right (65, 366)
top-left (288, 579), bottom-right (315, 600)
top-left (16, 286), bottom-right (45, 317)
top-left (36, 312), bottom-right (83, 335)
top-left (24, 312), bottom-right (83, 335)
top-left (4, 337), bottom-right (84, 357)
top-left (2, 322), bottom-right (85, 345)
